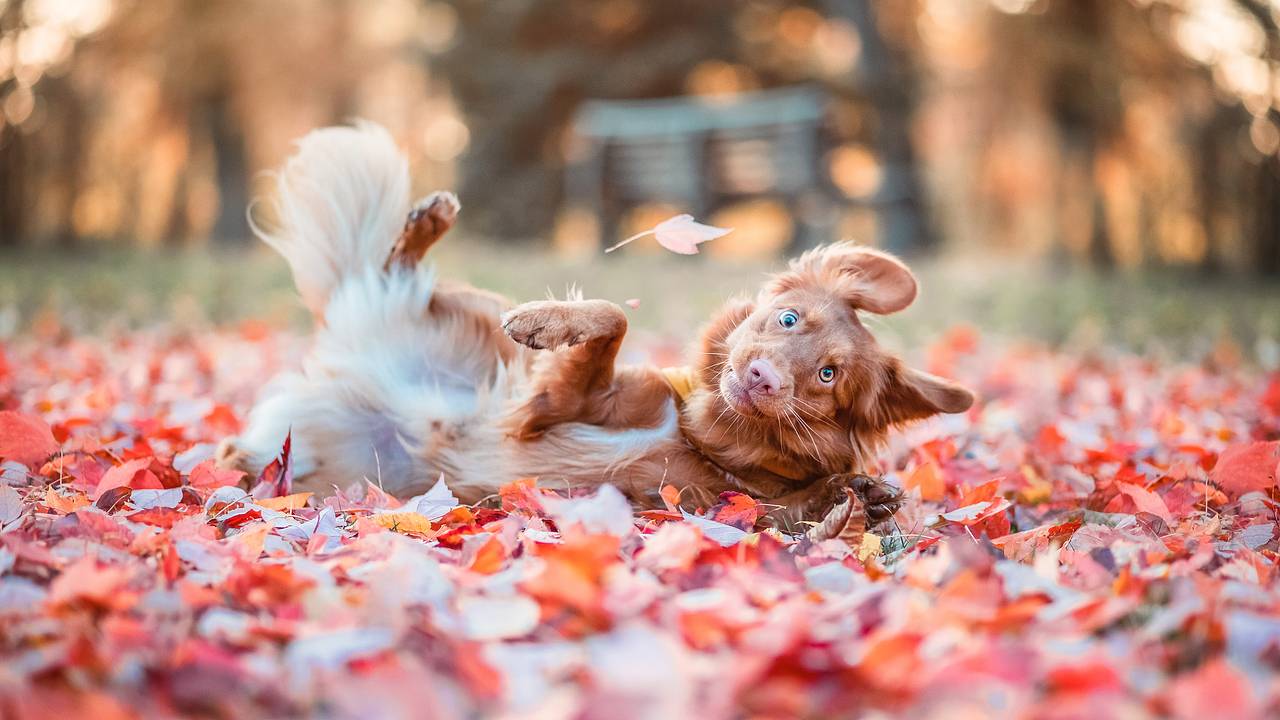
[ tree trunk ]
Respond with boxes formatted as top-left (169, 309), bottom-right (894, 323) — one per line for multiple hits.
top-left (0, 0), bottom-right (26, 246)
top-left (823, 0), bottom-right (933, 254)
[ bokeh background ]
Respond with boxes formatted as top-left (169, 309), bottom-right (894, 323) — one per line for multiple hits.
top-left (1, 0), bottom-right (1279, 359)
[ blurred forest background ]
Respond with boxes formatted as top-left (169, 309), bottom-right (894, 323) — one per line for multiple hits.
top-left (1, 0), bottom-right (1280, 353)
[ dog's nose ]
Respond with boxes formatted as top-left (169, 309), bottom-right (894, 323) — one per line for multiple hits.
top-left (745, 359), bottom-right (782, 396)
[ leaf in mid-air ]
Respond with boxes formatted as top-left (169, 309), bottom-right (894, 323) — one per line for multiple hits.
top-left (604, 214), bottom-right (731, 254)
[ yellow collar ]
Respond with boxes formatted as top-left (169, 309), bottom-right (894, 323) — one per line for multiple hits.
top-left (661, 365), bottom-right (698, 404)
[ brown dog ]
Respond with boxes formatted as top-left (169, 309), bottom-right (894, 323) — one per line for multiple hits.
top-left (220, 124), bottom-right (974, 534)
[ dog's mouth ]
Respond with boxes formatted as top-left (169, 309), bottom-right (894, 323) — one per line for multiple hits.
top-left (719, 370), bottom-right (763, 417)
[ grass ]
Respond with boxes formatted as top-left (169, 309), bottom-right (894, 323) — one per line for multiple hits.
top-left (2, 241), bottom-right (1279, 363)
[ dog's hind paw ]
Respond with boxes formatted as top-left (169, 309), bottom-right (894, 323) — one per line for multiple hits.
top-left (384, 190), bottom-right (461, 270)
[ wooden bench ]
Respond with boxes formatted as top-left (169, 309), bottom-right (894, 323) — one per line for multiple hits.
top-left (566, 86), bottom-right (844, 252)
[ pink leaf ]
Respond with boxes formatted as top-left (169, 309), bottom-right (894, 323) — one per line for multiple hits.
top-left (652, 214), bottom-right (731, 255)
top-left (604, 214), bottom-right (731, 254)
top-left (189, 459), bottom-right (245, 489)
top-left (1116, 481), bottom-right (1175, 526)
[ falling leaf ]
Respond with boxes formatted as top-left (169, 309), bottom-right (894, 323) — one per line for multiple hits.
top-left (604, 214), bottom-right (731, 254)
top-left (0, 411), bottom-right (58, 468)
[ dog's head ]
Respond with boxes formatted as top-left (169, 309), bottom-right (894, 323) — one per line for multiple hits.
top-left (717, 244), bottom-right (974, 434)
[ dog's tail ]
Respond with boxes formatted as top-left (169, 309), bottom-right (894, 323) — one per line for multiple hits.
top-left (254, 122), bottom-right (410, 317)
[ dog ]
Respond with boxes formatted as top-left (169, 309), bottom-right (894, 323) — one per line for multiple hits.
top-left (217, 123), bottom-right (975, 533)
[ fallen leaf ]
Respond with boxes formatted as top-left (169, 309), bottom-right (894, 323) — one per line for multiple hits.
top-left (0, 411), bottom-right (58, 468)
top-left (680, 509), bottom-right (749, 547)
top-left (373, 511), bottom-right (436, 535)
top-left (0, 485), bottom-right (22, 526)
top-left (905, 462), bottom-right (946, 501)
top-left (256, 492), bottom-right (313, 512)
top-left (189, 459), bottom-right (245, 489)
top-left (1210, 441), bottom-right (1279, 498)
top-left (858, 532), bottom-right (883, 563)
top-left (1116, 481), bottom-right (1175, 526)
top-left (707, 492), bottom-right (761, 530)
top-left (44, 486), bottom-right (91, 515)
top-left (94, 458), bottom-right (161, 500)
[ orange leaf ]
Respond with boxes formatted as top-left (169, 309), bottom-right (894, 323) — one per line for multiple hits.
top-left (660, 484), bottom-right (682, 511)
top-left (905, 462), bottom-right (945, 501)
top-left (467, 535), bottom-right (506, 574)
top-left (256, 492), bottom-right (313, 512)
top-left (500, 478), bottom-right (547, 514)
top-left (373, 511), bottom-right (436, 535)
top-left (44, 487), bottom-right (91, 515)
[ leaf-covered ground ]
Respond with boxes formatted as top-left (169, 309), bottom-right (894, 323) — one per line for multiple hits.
top-left (1, 326), bottom-right (1280, 719)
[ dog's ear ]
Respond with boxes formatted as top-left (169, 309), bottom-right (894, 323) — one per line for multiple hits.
top-left (773, 244), bottom-right (918, 314)
top-left (874, 361), bottom-right (974, 427)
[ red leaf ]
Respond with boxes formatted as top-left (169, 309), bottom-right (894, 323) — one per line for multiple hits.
top-left (249, 431), bottom-right (293, 499)
top-left (94, 458), bottom-right (161, 500)
top-left (1209, 441), bottom-right (1279, 498)
top-left (128, 506), bottom-right (188, 529)
top-left (95, 486), bottom-right (133, 512)
top-left (0, 411), bottom-right (58, 468)
top-left (708, 491), bottom-right (761, 530)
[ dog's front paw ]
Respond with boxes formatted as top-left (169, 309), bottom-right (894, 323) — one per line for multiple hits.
top-left (502, 302), bottom-right (579, 350)
top-left (844, 473), bottom-right (903, 529)
top-left (501, 300), bottom-right (621, 351)
top-left (804, 473), bottom-right (902, 544)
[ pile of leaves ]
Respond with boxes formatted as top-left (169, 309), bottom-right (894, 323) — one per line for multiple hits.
top-left (2, 326), bottom-right (1280, 719)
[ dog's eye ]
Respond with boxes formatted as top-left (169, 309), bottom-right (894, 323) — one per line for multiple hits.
top-left (778, 310), bottom-right (800, 328)
top-left (818, 366), bottom-right (836, 383)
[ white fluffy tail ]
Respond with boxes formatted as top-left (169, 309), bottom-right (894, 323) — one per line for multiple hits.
top-left (254, 122), bottom-right (409, 316)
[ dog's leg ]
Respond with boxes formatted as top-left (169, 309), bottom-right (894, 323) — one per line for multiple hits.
top-left (384, 191), bottom-right (460, 271)
top-left (503, 299), bottom-right (669, 439)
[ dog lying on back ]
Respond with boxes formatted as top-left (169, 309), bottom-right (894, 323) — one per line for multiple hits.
top-left (218, 123), bottom-right (974, 532)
